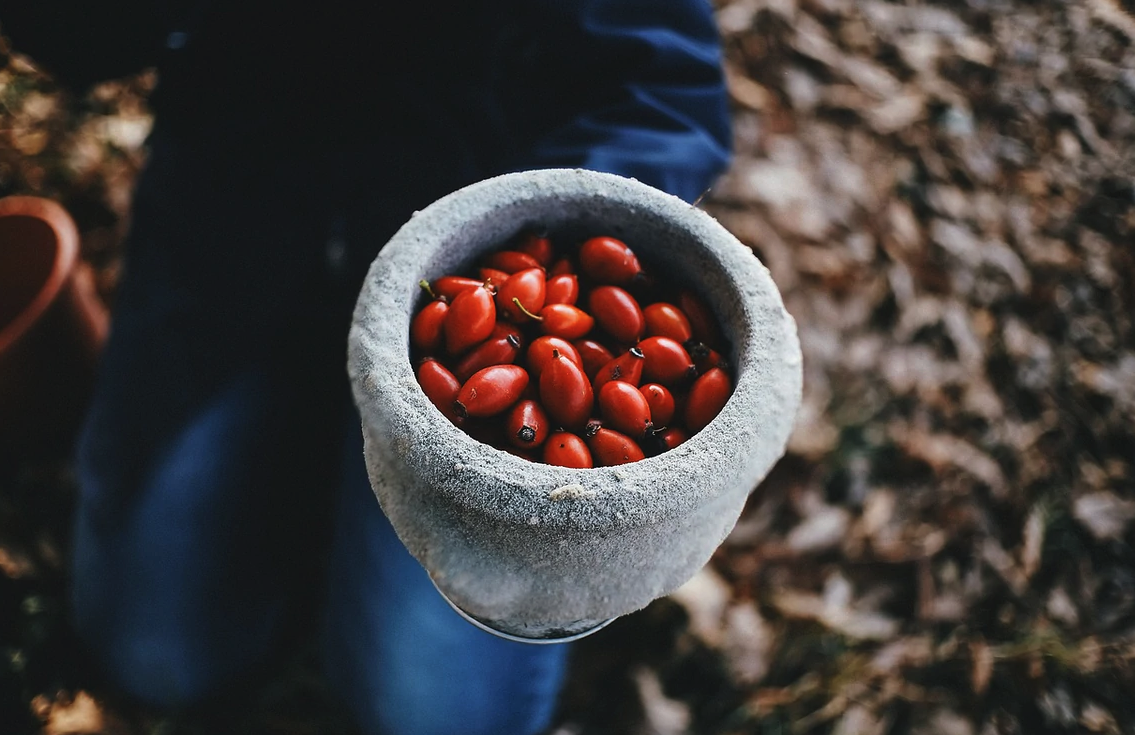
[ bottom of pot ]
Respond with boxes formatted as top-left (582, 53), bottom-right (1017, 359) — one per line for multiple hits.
top-left (429, 579), bottom-right (615, 644)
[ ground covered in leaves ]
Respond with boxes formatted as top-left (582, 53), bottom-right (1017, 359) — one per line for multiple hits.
top-left (2, 0), bottom-right (1135, 733)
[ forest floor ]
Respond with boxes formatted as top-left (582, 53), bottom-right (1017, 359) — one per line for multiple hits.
top-left (2, 0), bottom-right (1135, 733)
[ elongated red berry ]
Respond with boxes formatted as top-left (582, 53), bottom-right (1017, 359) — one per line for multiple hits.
top-left (445, 285), bottom-right (496, 354)
top-left (587, 427), bottom-right (645, 466)
top-left (543, 431), bottom-right (593, 468)
top-left (539, 349), bottom-right (593, 430)
top-left (544, 274), bottom-right (579, 306)
top-left (454, 326), bottom-right (523, 382)
top-left (588, 285), bottom-right (644, 344)
top-left (455, 364), bottom-right (529, 418)
top-left (579, 236), bottom-right (642, 285)
top-left (487, 250), bottom-right (543, 274)
top-left (573, 339), bottom-right (615, 380)
top-left (527, 336), bottom-right (583, 380)
top-left (497, 267), bottom-right (546, 322)
top-left (506, 399), bottom-right (550, 449)
top-left (643, 303), bottom-right (693, 343)
top-left (593, 347), bottom-right (645, 393)
top-left (684, 367), bottom-right (731, 432)
top-left (433, 276), bottom-right (483, 300)
top-left (516, 233), bottom-right (554, 267)
top-left (677, 290), bottom-right (723, 349)
top-left (637, 336), bottom-right (697, 387)
top-left (410, 299), bottom-right (449, 354)
top-left (599, 381), bottom-right (653, 438)
top-left (417, 358), bottom-right (462, 425)
top-left (639, 383), bottom-right (675, 427)
top-left (538, 304), bottom-right (593, 340)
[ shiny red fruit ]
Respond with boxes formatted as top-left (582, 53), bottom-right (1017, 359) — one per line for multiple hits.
top-left (593, 347), bottom-right (645, 392)
top-left (637, 336), bottom-right (696, 387)
top-left (487, 250), bottom-right (543, 274)
top-left (445, 285), bottom-right (496, 354)
top-left (643, 302), bottom-right (692, 343)
top-left (497, 267), bottom-right (547, 322)
top-left (416, 358), bottom-right (462, 425)
top-left (410, 299), bottom-right (448, 354)
top-left (516, 233), bottom-right (554, 266)
top-left (506, 399), bottom-right (550, 449)
top-left (544, 274), bottom-right (579, 306)
top-left (677, 290), bottom-right (723, 349)
top-left (587, 427), bottom-right (645, 466)
top-left (639, 383), bottom-right (675, 427)
top-left (537, 304), bottom-right (594, 340)
top-left (433, 276), bottom-right (483, 301)
top-left (543, 432), bottom-right (593, 468)
top-left (588, 285), bottom-right (644, 344)
top-left (454, 325), bottom-right (523, 382)
top-left (454, 364), bottom-right (529, 418)
top-left (539, 349), bottom-right (593, 430)
top-left (527, 336), bottom-right (583, 380)
top-left (598, 381), bottom-right (653, 438)
top-left (479, 267), bottom-right (511, 288)
top-left (579, 236), bottom-right (642, 285)
top-left (684, 367), bottom-right (731, 432)
top-left (573, 339), bottom-right (615, 380)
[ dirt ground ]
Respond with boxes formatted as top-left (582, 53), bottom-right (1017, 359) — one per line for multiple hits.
top-left (2, 0), bottom-right (1135, 733)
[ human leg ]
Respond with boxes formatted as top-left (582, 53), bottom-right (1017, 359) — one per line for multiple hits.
top-left (320, 410), bottom-right (570, 735)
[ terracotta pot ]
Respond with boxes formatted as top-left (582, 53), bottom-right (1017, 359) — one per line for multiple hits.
top-left (0, 196), bottom-right (108, 459)
top-left (349, 170), bottom-right (802, 642)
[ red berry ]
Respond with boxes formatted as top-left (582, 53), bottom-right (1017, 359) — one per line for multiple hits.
top-left (593, 347), bottom-right (645, 393)
top-left (410, 299), bottom-right (448, 354)
top-left (454, 364), bottom-right (529, 418)
top-left (639, 383), bottom-right (675, 427)
top-left (539, 349), bottom-right (593, 431)
top-left (433, 275), bottom-right (483, 301)
top-left (537, 304), bottom-right (594, 340)
top-left (544, 274), bottom-right (579, 306)
top-left (516, 233), bottom-right (554, 267)
top-left (588, 285), bottom-right (644, 344)
top-left (598, 381), bottom-right (654, 438)
top-left (677, 290), bottom-right (723, 349)
top-left (543, 431), bottom-right (593, 468)
top-left (643, 302), bottom-right (693, 343)
top-left (445, 285), bottom-right (497, 354)
top-left (573, 339), bottom-right (615, 380)
top-left (416, 358), bottom-right (462, 425)
top-left (527, 336), bottom-right (583, 380)
top-left (505, 399), bottom-right (550, 449)
top-left (497, 267), bottom-right (546, 322)
top-left (587, 427), bottom-right (645, 466)
top-left (684, 367), bottom-right (731, 432)
top-left (579, 236), bottom-right (642, 285)
top-left (454, 325), bottom-right (523, 382)
top-left (637, 336), bottom-right (696, 388)
top-left (487, 250), bottom-right (543, 274)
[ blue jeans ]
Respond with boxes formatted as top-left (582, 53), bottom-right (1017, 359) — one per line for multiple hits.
top-left (70, 134), bottom-right (568, 734)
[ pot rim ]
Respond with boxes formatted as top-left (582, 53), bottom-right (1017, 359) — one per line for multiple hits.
top-left (350, 169), bottom-right (802, 533)
top-left (0, 196), bottom-right (81, 354)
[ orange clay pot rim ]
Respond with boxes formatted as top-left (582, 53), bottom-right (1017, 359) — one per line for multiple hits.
top-left (0, 196), bottom-right (80, 355)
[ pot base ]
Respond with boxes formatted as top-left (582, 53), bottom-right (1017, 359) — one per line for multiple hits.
top-left (429, 577), bottom-right (615, 644)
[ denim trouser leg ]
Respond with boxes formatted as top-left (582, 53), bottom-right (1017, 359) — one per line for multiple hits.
top-left (70, 134), bottom-right (570, 727)
top-left (321, 413), bottom-right (570, 735)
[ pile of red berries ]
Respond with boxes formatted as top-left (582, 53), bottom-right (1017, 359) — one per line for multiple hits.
top-left (410, 232), bottom-right (733, 468)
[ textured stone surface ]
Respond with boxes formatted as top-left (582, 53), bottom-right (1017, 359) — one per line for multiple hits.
top-left (348, 169), bottom-right (802, 639)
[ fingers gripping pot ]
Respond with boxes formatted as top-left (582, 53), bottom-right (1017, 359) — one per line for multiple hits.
top-left (348, 170), bottom-right (802, 642)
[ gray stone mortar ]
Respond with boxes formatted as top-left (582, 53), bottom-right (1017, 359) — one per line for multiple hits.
top-left (348, 169), bottom-right (802, 640)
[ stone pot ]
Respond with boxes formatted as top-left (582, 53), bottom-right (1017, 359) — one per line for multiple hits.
top-left (348, 169), bottom-right (801, 641)
top-left (0, 196), bottom-right (108, 459)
